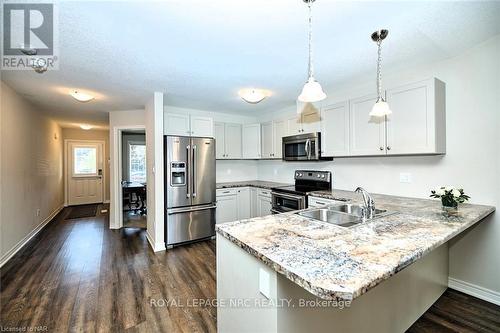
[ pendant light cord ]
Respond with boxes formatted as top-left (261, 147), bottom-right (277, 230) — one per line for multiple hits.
top-left (376, 39), bottom-right (382, 100)
top-left (307, 2), bottom-right (313, 79)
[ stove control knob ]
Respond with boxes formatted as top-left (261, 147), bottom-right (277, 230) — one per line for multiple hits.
top-left (296, 172), bottom-right (299, 177)
top-left (321, 174), bottom-right (325, 178)
top-left (317, 174), bottom-right (320, 178)
top-left (299, 173), bottom-right (303, 177)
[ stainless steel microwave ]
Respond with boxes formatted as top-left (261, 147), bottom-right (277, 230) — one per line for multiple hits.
top-left (282, 132), bottom-right (327, 161)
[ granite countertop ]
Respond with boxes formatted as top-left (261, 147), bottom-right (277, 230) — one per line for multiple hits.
top-left (216, 189), bottom-right (495, 301)
top-left (216, 180), bottom-right (290, 190)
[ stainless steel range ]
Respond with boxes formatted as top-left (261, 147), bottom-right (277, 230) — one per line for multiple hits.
top-left (271, 170), bottom-right (332, 214)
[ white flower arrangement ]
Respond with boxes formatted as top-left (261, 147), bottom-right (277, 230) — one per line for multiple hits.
top-left (430, 186), bottom-right (470, 208)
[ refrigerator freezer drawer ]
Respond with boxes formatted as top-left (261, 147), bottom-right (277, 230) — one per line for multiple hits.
top-left (166, 205), bottom-right (216, 245)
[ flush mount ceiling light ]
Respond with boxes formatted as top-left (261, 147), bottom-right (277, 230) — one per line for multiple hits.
top-left (369, 29), bottom-right (392, 117)
top-left (70, 90), bottom-right (95, 102)
top-left (298, 0), bottom-right (326, 103)
top-left (238, 88), bottom-right (269, 104)
top-left (80, 124), bottom-right (93, 130)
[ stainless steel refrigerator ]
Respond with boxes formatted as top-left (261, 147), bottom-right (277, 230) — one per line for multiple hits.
top-left (164, 136), bottom-right (216, 247)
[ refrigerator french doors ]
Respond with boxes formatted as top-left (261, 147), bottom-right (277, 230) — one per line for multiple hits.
top-left (165, 136), bottom-right (216, 246)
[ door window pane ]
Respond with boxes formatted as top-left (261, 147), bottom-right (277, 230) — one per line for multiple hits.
top-left (129, 144), bottom-right (146, 183)
top-left (74, 147), bottom-right (97, 175)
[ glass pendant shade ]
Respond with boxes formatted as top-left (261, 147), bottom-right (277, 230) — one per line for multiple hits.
top-left (371, 29), bottom-right (390, 117)
top-left (369, 97), bottom-right (392, 117)
top-left (298, 77), bottom-right (326, 103)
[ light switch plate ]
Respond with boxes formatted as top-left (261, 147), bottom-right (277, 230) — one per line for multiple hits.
top-left (259, 268), bottom-right (270, 299)
top-left (400, 172), bottom-right (412, 183)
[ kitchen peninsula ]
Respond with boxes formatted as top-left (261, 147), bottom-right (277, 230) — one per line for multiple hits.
top-left (216, 190), bottom-right (495, 333)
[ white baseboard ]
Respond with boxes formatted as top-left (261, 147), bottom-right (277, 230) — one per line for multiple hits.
top-left (146, 231), bottom-right (166, 252)
top-left (0, 204), bottom-right (64, 268)
top-left (448, 277), bottom-right (500, 306)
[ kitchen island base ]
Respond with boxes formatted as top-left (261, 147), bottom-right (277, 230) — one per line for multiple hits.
top-left (217, 234), bottom-right (448, 333)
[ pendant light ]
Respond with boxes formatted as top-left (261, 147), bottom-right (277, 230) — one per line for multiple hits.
top-left (369, 29), bottom-right (391, 117)
top-left (298, 0), bottom-right (326, 103)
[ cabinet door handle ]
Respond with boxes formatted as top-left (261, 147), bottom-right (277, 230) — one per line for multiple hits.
top-left (379, 147), bottom-right (384, 151)
top-left (387, 146), bottom-right (391, 151)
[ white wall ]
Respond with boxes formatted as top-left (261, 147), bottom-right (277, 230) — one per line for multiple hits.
top-left (216, 160), bottom-right (259, 182)
top-left (108, 109), bottom-right (145, 229)
top-left (257, 35), bottom-right (500, 295)
top-left (0, 82), bottom-right (64, 266)
top-left (146, 93), bottom-right (165, 251)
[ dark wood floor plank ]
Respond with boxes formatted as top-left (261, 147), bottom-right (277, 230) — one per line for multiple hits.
top-left (2, 205), bottom-right (499, 333)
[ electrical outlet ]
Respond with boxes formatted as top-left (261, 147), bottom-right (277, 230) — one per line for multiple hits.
top-left (36, 209), bottom-right (41, 217)
top-left (399, 173), bottom-right (412, 183)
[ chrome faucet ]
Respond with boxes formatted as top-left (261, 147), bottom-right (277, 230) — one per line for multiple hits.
top-left (355, 187), bottom-right (375, 219)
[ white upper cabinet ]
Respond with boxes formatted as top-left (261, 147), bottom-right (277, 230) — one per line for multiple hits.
top-left (273, 119), bottom-right (286, 159)
top-left (164, 113), bottom-right (213, 137)
top-left (190, 116), bottom-right (214, 137)
top-left (215, 122), bottom-right (242, 159)
top-left (349, 94), bottom-right (386, 156)
top-left (261, 120), bottom-right (286, 159)
top-left (214, 122), bottom-right (226, 159)
top-left (321, 101), bottom-right (350, 157)
top-left (261, 122), bottom-right (273, 158)
top-left (242, 124), bottom-right (261, 159)
top-left (287, 102), bottom-right (321, 136)
top-left (225, 123), bottom-right (242, 159)
top-left (164, 113), bottom-right (191, 136)
top-left (385, 78), bottom-right (446, 155)
top-left (286, 115), bottom-right (302, 136)
top-left (301, 107), bottom-right (321, 134)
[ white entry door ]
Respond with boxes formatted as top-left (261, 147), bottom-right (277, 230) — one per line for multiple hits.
top-left (67, 141), bottom-right (104, 205)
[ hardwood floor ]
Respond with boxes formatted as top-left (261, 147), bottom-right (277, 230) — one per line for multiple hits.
top-left (1, 206), bottom-right (499, 332)
top-left (408, 289), bottom-right (500, 333)
top-left (1, 205), bottom-right (216, 332)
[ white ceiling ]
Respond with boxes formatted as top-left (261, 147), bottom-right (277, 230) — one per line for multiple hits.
top-left (2, 0), bottom-right (500, 128)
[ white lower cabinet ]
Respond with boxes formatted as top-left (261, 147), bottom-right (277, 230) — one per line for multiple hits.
top-left (257, 189), bottom-right (272, 217)
top-left (216, 189), bottom-right (238, 224)
top-left (250, 188), bottom-right (258, 218)
top-left (216, 187), bottom-right (272, 223)
top-left (236, 187), bottom-right (251, 220)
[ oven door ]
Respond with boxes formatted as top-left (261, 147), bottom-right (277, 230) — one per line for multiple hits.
top-left (282, 134), bottom-right (320, 161)
top-left (271, 192), bottom-right (306, 214)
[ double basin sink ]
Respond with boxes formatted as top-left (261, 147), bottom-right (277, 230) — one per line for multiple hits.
top-left (297, 203), bottom-right (394, 228)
